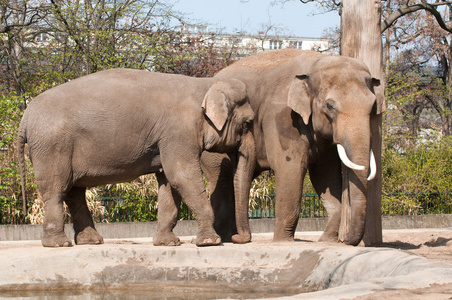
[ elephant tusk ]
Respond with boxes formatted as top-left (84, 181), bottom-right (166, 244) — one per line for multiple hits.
top-left (337, 144), bottom-right (365, 171)
top-left (367, 149), bottom-right (377, 181)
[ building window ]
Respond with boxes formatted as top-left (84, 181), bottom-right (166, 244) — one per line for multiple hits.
top-left (290, 41), bottom-right (303, 49)
top-left (186, 24), bottom-right (208, 35)
top-left (269, 40), bottom-right (281, 50)
top-left (36, 33), bottom-right (47, 42)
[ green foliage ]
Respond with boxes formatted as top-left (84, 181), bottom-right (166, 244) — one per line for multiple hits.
top-left (382, 136), bottom-right (452, 215)
top-left (98, 196), bottom-right (158, 223)
top-left (0, 93), bottom-right (23, 149)
top-left (88, 175), bottom-right (159, 222)
top-left (383, 136), bottom-right (452, 194)
top-left (384, 65), bottom-right (425, 150)
top-left (0, 93), bottom-right (36, 224)
top-left (249, 170), bottom-right (315, 210)
top-left (0, 93), bottom-right (22, 223)
top-left (85, 174), bottom-right (195, 222)
top-left (386, 66), bottom-right (425, 107)
top-left (249, 171), bottom-right (275, 211)
top-left (248, 171), bottom-right (320, 219)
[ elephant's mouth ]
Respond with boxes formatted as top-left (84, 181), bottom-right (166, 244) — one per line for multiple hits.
top-left (336, 144), bottom-right (376, 181)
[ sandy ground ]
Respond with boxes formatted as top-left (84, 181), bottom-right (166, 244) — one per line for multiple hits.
top-left (380, 229), bottom-right (452, 263)
top-left (370, 228), bottom-right (452, 300)
top-left (290, 228), bottom-right (452, 299)
top-left (288, 228), bottom-right (452, 263)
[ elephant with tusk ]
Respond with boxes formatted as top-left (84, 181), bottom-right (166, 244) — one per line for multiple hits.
top-left (199, 49), bottom-right (384, 246)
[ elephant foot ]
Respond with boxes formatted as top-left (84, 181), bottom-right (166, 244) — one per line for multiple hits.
top-left (42, 232), bottom-right (73, 247)
top-left (75, 227), bottom-right (104, 245)
top-left (194, 231), bottom-right (221, 246)
top-left (215, 230), bottom-right (233, 243)
top-left (231, 233), bottom-right (251, 244)
top-left (272, 234), bottom-right (294, 243)
top-left (153, 232), bottom-right (181, 246)
top-left (319, 232), bottom-right (339, 243)
top-left (219, 234), bottom-right (232, 243)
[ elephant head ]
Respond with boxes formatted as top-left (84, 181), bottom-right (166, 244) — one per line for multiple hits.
top-left (288, 56), bottom-right (381, 245)
top-left (202, 79), bottom-right (254, 153)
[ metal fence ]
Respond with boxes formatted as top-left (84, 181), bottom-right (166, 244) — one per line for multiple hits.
top-left (95, 193), bottom-right (326, 223)
top-left (248, 193), bottom-right (326, 219)
top-left (1, 192), bottom-right (451, 225)
top-left (95, 196), bottom-right (195, 223)
top-left (381, 192), bottom-right (452, 215)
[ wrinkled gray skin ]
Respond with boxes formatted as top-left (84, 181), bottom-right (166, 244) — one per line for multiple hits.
top-left (17, 69), bottom-right (254, 247)
top-left (207, 49), bottom-right (382, 246)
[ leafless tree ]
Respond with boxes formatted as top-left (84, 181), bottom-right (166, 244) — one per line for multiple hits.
top-left (1, 0), bottom-right (50, 95)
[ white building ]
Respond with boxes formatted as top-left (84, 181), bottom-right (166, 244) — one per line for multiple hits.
top-left (183, 24), bottom-right (332, 56)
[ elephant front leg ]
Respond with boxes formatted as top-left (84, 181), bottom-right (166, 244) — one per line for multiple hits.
top-left (273, 163), bottom-right (305, 242)
top-left (153, 172), bottom-right (182, 246)
top-left (184, 184), bottom-right (221, 246)
top-left (65, 187), bottom-right (104, 245)
top-left (201, 152), bottom-right (236, 243)
top-left (309, 151), bottom-right (342, 243)
top-left (162, 153), bottom-right (221, 247)
top-left (232, 131), bottom-right (256, 244)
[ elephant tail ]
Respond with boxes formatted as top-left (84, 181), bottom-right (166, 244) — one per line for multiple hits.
top-left (17, 121), bottom-right (28, 222)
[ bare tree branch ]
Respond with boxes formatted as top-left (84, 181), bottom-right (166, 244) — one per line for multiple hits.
top-left (382, 1), bottom-right (452, 33)
top-left (0, 6), bottom-right (48, 34)
top-left (299, 0), bottom-right (341, 5)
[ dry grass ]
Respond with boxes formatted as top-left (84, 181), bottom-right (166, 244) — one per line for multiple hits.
top-left (27, 182), bottom-right (143, 225)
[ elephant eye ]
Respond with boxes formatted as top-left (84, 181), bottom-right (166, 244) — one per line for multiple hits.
top-left (325, 100), bottom-right (336, 111)
top-left (324, 99), bottom-right (338, 121)
top-left (242, 120), bottom-right (252, 133)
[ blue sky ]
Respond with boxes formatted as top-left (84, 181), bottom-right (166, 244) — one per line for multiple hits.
top-left (170, 0), bottom-right (340, 38)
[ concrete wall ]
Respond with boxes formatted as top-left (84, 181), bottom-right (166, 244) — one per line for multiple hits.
top-left (1, 214), bottom-right (452, 241)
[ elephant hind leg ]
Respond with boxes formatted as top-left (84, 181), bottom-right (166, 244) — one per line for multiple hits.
top-left (65, 186), bottom-right (103, 245)
top-left (153, 172), bottom-right (182, 246)
top-left (32, 148), bottom-right (77, 247)
top-left (37, 182), bottom-right (73, 247)
top-left (41, 197), bottom-right (73, 248)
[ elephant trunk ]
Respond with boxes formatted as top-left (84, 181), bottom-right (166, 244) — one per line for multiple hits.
top-left (232, 131), bottom-right (256, 244)
top-left (337, 141), bottom-right (373, 246)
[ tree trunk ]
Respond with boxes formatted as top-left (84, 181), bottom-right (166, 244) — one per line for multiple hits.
top-left (10, 0), bottom-right (25, 95)
top-left (340, 0), bottom-right (384, 246)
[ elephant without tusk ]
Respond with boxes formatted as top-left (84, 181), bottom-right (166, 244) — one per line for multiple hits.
top-left (17, 69), bottom-right (254, 248)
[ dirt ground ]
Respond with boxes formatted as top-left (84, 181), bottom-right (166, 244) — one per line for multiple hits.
top-left (243, 229), bottom-right (452, 299)
top-left (339, 228), bottom-right (452, 300)
top-left (293, 228), bottom-right (452, 263)
top-left (378, 228), bottom-right (452, 263)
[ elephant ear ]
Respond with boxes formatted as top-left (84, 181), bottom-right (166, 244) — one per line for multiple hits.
top-left (287, 75), bottom-right (311, 125)
top-left (202, 84), bottom-right (229, 132)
